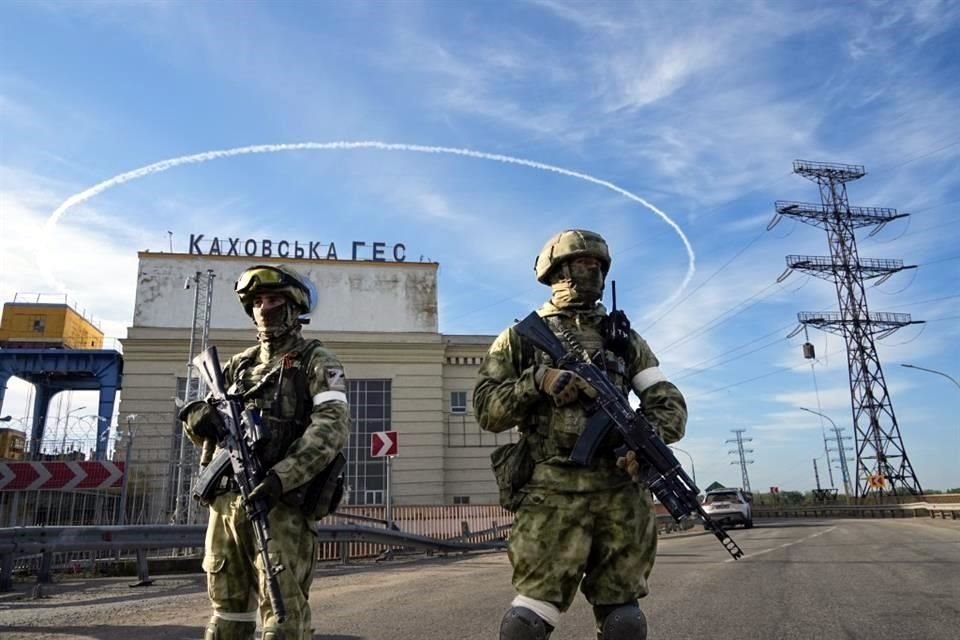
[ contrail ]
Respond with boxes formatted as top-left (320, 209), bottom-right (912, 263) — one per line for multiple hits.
top-left (46, 141), bottom-right (696, 312)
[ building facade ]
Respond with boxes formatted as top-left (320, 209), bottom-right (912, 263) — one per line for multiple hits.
top-left (118, 252), bottom-right (513, 523)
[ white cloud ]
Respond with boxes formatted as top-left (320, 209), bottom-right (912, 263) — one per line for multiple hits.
top-left (0, 167), bottom-right (146, 340)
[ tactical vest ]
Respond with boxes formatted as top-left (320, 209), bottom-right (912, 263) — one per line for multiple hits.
top-left (522, 312), bottom-right (634, 461)
top-left (230, 339), bottom-right (324, 470)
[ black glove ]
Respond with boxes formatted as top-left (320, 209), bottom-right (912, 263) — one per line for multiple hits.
top-left (246, 472), bottom-right (284, 511)
top-left (177, 399), bottom-right (223, 441)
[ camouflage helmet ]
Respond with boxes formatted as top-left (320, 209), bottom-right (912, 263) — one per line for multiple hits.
top-left (234, 264), bottom-right (314, 318)
top-left (534, 229), bottom-right (611, 284)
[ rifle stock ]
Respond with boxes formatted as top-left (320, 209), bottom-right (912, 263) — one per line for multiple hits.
top-left (514, 312), bottom-right (744, 560)
top-left (192, 346), bottom-right (288, 622)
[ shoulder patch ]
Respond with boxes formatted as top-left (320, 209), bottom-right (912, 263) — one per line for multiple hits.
top-left (324, 366), bottom-right (347, 391)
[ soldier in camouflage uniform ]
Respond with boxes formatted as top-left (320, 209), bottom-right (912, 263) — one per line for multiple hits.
top-left (474, 230), bottom-right (687, 640)
top-left (180, 264), bottom-right (350, 640)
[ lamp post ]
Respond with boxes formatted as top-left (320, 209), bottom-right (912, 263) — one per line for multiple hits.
top-left (670, 445), bottom-right (697, 488)
top-left (901, 364), bottom-right (960, 391)
top-left (799, 407), bottom-right (853, 496)
top-left (117, 414), bottom-right (138, 525)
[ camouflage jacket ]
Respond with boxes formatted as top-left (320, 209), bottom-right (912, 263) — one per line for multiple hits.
top-left (473, 301), bottom-right (687, 492)
top-left (184, 333), bottom-right (350, 494)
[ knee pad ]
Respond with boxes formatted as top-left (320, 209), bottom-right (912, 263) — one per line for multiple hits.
top-left (595, 603), bottom-right (647, 640)
top-left (203, 619), bottom-right (257, 640)
top-left (500, 606), bottom-right (555, 640)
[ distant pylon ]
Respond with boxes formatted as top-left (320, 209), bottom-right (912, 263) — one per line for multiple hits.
top-left (726, 429), bottom-right (753, 493)
top-left (773, 160), bottom-right (923, 497)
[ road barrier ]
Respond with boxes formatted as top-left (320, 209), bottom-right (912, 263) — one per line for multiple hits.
top-left (753, 502), bottom-right (960, 520)
top-left (0, 522), bottom-right (510, 592)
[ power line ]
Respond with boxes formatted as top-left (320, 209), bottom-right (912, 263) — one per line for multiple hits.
top-left (637, 227), bottom-right (768, 333)
top-left (659, 277), bottom-right (808, 355)
top-left (673, 332), bottom-right (792, 383)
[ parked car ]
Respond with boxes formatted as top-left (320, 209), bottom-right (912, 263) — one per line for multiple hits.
top-left (702, 487), bottom-right (753, 529)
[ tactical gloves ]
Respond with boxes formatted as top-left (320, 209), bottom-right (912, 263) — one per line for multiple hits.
top-left (177, 400), bottom-right (223, 444)
top-left (247, 472), bottom-right (284, 510)
top-left (617, 450), bottom-right (642, 481)
top-left (535, 366), bottom-right (598, 407)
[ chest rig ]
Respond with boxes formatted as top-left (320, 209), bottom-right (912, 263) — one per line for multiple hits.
top-left (230, 340), bottom-right (322, 469)
top-left (522, 312), bottom-right (634, 460)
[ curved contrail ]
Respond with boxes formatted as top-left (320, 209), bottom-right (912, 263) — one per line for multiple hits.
top-left (46, 141), bottom-right (696, 312)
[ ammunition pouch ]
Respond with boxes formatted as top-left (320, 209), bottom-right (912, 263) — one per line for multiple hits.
top-left (193, 447), bottom-right (233, 506)
top-left (491, 436), bottom-right (536, 512)
top-left (281, 452), bottom-right (347, 520)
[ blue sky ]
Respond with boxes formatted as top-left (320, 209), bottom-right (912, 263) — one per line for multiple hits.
top-left (1, 0), bottom-right (958, 492)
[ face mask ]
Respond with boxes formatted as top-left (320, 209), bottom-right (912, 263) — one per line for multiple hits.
top-left (254, 300), bottom-right (300, 339)
top-left (551, 261), bottom-right (605, 308)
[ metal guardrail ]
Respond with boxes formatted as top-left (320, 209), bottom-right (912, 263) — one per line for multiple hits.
top-left (754, 502), bottom-right (960, 520)
top-left (0, 523), bottom-right (508, 592)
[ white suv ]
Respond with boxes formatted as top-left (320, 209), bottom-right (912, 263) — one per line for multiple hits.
top-left (701, 488), bottom-right (753, 529)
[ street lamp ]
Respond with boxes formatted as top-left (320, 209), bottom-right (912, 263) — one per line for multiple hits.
top-left (117, 414), bottom-right (139, 525)
top-left (901, 364), bottom-right (960, 391)
top-left (670, 446), bottom-right (697, 488)
top-left (799, 407), bottom-right (853, 496)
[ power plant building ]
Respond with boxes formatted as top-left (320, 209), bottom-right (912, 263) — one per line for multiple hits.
top-left (118, 246), bottom-right (511, 523)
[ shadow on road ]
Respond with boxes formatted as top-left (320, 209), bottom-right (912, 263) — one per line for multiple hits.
top-left (0, 627), bottom-right (366, 640)
top-left (1, 626), bottom-right (202, 640)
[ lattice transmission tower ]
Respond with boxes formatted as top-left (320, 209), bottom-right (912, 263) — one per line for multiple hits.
top-left (773, 160), bottom-right (923, 497)
top-left (171, 269), bottom-right (216, 524)
top-left (726, 429), bottom-right (753, 493)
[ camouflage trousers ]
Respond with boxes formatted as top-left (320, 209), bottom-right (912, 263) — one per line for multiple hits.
top-left (509, 482), bottom-right (657, 612)
top-left (202, 492), bottom-right (318, 640)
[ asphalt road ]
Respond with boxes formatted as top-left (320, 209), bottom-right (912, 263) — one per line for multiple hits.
top-left (1, 517), bottom-right (957, 639)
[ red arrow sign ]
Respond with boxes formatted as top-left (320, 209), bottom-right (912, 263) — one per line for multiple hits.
top-left (0, 461), bottom-right (126, 491)
top-left (370, 431), bottom-right (398, 458)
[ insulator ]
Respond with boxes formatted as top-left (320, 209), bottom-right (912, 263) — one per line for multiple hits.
top-left (802, 342), bottom-right (816, 359)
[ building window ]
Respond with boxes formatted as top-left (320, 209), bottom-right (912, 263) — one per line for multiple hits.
top-left (344, 379), bottom-right (392, 506)
top-left (450, 391), bottom-right (467, 414)
top-left (453, 495), bottom-right (470, 505)
top-left (32, 318), bottom-right (45, 333)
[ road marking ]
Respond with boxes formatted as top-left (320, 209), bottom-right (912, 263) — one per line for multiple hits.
top-left (724, 525), bottom-right (837, 563)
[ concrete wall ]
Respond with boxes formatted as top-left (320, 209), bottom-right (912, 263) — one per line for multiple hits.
top-left (441, 336), bottom-right (507, 504)
top-left (133, 253), bottom-right (438, 333)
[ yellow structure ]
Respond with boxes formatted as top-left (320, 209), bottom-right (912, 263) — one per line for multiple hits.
top-left (0, 427), bottom-right (26, 460)
top-left (0, 302), bottom-right (104, 350)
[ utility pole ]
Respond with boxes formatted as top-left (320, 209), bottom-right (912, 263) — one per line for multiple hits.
top-left (774, 160), bottom-right (923, 497)
top-left (726, 429), bottom-right (753, 493)
top-left (813, 458), bottom-right (822, 491)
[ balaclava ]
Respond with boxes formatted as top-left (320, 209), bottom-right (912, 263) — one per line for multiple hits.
top-left (550, 259), bottom-right (605, 309)
top-left (253, 297), bottom-right (302, 343)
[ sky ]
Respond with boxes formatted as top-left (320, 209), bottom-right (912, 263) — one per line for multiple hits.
top-left (1, 0), bottom-right (958, 492)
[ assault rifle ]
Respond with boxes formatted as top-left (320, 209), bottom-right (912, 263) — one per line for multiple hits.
top-left (514, 312), bottom-right (744, 560)
top-left (193, 346), bottom-right (287, 622)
